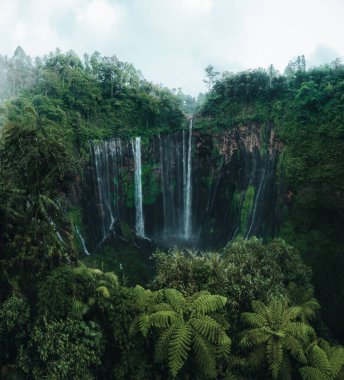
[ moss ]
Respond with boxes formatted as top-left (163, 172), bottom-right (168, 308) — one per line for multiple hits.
top-left (201, 175), bottom-right (213, 189)
top-left (142, 161), bottom-right (160, 205)
top-left (239, 185), bottom-right (255, 235)
top-left (121, 168), bottom-right (135, 208)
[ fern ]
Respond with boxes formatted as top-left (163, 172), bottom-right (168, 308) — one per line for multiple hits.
top-left (155, 325), bottom-right (177, 362)
top-left (267, 339), bottom-right (283, 379)
top-left (190, 294), bottom-right (227, 317)
top-left (299, 366), bottom-right (328, 380)
top-left (136, 288), bottom-right (230, 378)
top-left (240, 297), bottom-right (314, 379)
top-left (164, 289), bottom-right (187, 314)
top-left (300, 342), bottom-right (344, 380)
top-left (168, 323), bottom-right (192, 377)
top-left (190, 315), bottom-right (230, 345)
top-left (312, 345), bottom-right (331, 377)
top-left (150, 310), bottom-right (182, 328)
top-left (193, 332), bottom-right (217, 378)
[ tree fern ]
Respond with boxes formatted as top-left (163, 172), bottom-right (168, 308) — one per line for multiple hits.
top-left (168, 323), bottom-right (192, 377)
top-left (240, 297), bottom-right (315, 379)
top-left (300, 341), bottom-right (344, 380)
top-left (137, 288), bottom-right (231, 378)
top-left (288, 283), bottom-right (320, 322)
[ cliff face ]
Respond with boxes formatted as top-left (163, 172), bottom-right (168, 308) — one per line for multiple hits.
top-left (81, 122), bottom-right (282, 250)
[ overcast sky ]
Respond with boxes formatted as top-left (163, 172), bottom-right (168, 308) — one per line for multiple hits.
top-left (0, 0), bottom-right (343, 95)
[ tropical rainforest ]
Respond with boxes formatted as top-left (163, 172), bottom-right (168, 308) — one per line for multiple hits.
top-left (0, 47), bottom-right (344, 379)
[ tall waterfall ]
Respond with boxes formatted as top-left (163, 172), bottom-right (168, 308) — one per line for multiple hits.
top-left (184, 118), bottom-right (193, 239)
top-left (91, 139), bottom-right (123, 243)
top-left (87, 124), bottom-right (278, 249)
top-left (132, 137), bottom-right (145, 237)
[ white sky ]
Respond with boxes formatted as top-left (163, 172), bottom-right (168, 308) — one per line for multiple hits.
top-left (0, 0), bottom-right (343, 95)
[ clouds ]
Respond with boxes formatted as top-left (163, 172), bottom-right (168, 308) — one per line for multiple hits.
top-left (0, 0), bottom-right (343, 95)
top-left (76, 0), bottom-right (123, 34)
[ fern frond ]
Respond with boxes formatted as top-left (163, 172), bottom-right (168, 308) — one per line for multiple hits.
top-left (150, 310), bottom-right (182, 329)
top-left (270, 298), bottom-right (284, 326)
top-left (155, 325), bottom-right (177, 363)
top-left (287, 322), bottom-right (315, 341)
top-left (190, 294), bottom-right (227, 317)
top-left (138, 314), bottom-right (151, 337)
top-left (190, 316), bottom-right (230, 345)
top-left (242, 312), bottom-right (267, 328)
top-left (192, 332), bottom-right (217, 378)
top-left (329, 346), bottom-right (344, 378)
top-left (284, 305), bottom-right (303, 321)
top-left (168, 323), bottom-right (192, 377)
top-left (310, 345), bottom-right (331, 377)
top-left (239, 328), bottom-right (269, 348)
top-left (152, 303), bottom-right (174, 312)
top-left (267, 338), bottom-right (283, 379)
top-left (251, 300), bottom-right (269, 319)
top-left (282, 335), bottom-right (307, 364)
top-left (299, 366), bottom-right (328, 380)
top-left (164, 289), bottom-right (187, 314)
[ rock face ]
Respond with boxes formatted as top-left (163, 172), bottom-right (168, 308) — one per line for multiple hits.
top-left (81, 121), bottom-right (281, 250)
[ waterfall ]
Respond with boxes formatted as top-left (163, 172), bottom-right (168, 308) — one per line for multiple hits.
top-left (75, 226), bottom-right (90, 255)
top-left (87, 124), bottom-right (277, 249)
top-left (184, 118), bottom-right (193, 239)
top-left (245, 157), bottom-right (272, 239)
top-left (132, 137), bottom-right (145, 237)
top-left (93, 144), bottom-right (107, 241)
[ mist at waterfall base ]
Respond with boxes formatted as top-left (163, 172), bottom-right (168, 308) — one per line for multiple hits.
top-left (81, 121), bottom-right (279, 252)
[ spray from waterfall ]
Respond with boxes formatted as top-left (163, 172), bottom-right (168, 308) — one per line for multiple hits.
top-left (184, 118), bottom-right (193, 239)
top-left (132, 137), bottom-right (145, 237)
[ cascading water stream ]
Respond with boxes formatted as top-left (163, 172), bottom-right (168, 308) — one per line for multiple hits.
top-left (87, 124), bottom-right (277, 249)
top-left (132, 137), bottom-right (145, 238)
top-left (75, 226), bottom-right (90, 255)
top-left (184, 118), bottom-right (193, 239)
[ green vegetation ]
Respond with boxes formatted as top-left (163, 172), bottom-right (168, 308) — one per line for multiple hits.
top-left (1, 48), bottom-right (344, 378)
top-left (197, 57), bottom-right (344, 341)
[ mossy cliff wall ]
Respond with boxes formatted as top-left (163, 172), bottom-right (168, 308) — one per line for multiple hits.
top-left (81, 122), bottom-right (282, 249)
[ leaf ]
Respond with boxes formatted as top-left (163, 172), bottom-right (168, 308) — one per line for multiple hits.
top-left (299, 366), bottom-right (328, 380)
top-left (267, 338), bottom-right (283, 379)
top-left (311, 345), bottom-right (331, 377)
top-left (164, 289), bottom-right (187, 314)
top-left (192, 332), bottom-right (217, 378)
top-left (191, 294), bottom-right (227, 317)
top-left (155, 325), bottom-right (176, 362)
top-left (329, 346), bottom-right (344, 377)
top-left (150, 310), bottom-right (182, 329)
top-left (190, 316), bottom-right (230, 345)
top-left (242, 312), bottom-right (267, 328)
top-left (168, 323), bottom-right (192, 377)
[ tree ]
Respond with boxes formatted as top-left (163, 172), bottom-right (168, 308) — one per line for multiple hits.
top-left (299, 340), bottom-right (344, 380)
top-left (203, 65), bottom-right (220, 91)
top-left (240, 298), bottom-right (315, 379)
top-left (133, 287), bottom-right (231, 378)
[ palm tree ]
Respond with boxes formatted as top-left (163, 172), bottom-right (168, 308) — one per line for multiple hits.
top-left (300, 340), bottom-right (344, 380)
top-left (133, 288), bottom-right (231, 378)
top-left (240, 298), bottom-right (315, 379)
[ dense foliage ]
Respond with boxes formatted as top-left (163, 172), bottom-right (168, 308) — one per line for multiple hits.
top-left (1, 48), bottom-right (344, 378)
top-left (196, 58), bottom-right (344, 341)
